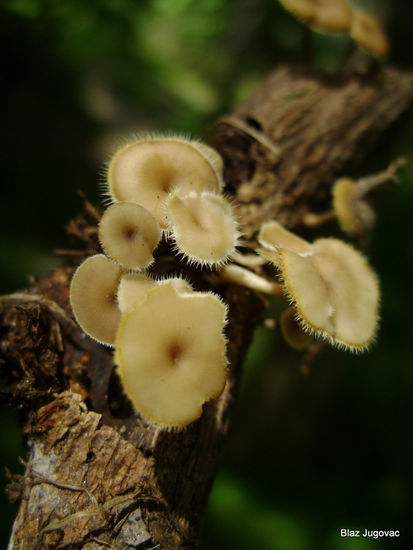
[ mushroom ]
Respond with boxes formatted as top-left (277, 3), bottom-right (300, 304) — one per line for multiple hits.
top-left (278, 0), bottom-right (352, 34)
top-left (350, 9), bottom-right (389, 59)
top-left (70, 254), bottom-right (122, 346)
top-left (105, 135), bottom-right (223, 228)
top-left (259, 224), bottom-right (380, 351)
top-left (166, 190), bottom-right (240, 267)
top-left (98, 202), bottom-right (161, 269)
top-left (302, 158), bottom-right (406, 236)
top-left (332, 177), bottom-right (375, 237)
top-left (115, 282), bottom-right (228, 429)
top-left (280, 306), bottom-right (314, 350)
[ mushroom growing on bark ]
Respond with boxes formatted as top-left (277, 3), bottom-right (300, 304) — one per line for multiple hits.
top-left (166, 189), bottom-right (240, 267)
top-left (70, 254), bottom-right (122, 346)
top-left (98, 201), bottom-right (161, 269)
top-left (259, 222), bottom-right (380, 351)
top-left (115, 283), bottom-right (228, 429)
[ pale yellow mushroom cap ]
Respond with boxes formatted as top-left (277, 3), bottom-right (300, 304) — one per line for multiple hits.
top-left (117, 274), bottom-right (193, 313)
top-left (332, 178), bottom-right (358, 235)
top-left (278, 238), bottom-right (380, 351)
top-left (332, 178), bottom-right (375, 236)
top-left (166, 190), bottom-right (239, 267)
top-left (70, 254), bottom-right (122, 346)
top-left (115, 283), bottom-right (228, 428)
top-left (258, 220), bottom-right (312, 255)
top-left (106, 136), bottom-right (222, 228)
top-left (117, 273), bottom-right (156, 313)
top-left (279, 0), bottom-right (314, 24)
top-left (351, 10), bottom-right (390, 58)
top-left (98, 202), bottom-right (161, 270)
top-left (279, 0), bottom-right (352, 34)
top-left (312, 0), bottom-right (352, 34)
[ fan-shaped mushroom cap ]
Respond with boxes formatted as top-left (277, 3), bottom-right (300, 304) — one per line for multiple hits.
top-left (332, 177), bottom-right (375, 236)
top-left (278, 238), bottom-right (379, 351)
top-left (106, 136), bottom-right (223, 228)
top-left (166, 190), bottom-right (239, 267)
top-left (351, 10), bottom-right (389, 58)
top-left (280, 306), bottom-right (313, 350)
top-left (70, 254), bottom-right (122, 346)
top-left (279, 0), bottom-right (352, 34)
top-left (115, 283), bottom-right (228, 428)
top-left (99, 202), bottom-right (161, 269)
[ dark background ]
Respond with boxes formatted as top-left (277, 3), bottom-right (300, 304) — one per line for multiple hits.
top-left (1, 0), bottom-right (412, 548)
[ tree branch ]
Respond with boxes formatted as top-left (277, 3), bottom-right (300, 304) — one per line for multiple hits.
top-left (2, 65), bottom-right (412, 549)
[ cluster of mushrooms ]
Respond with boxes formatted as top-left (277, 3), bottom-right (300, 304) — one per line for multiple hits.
top-left (70, 134), bottom-right (381, 430)
top-left (279, 0), bottom-right (389, 59)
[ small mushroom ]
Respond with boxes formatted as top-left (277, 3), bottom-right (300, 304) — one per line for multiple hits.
top-left (303, 159), bottom-right (406, 236)
top-left (259, 224), bottom-right (380, 351)
top-left (279, 0), bottom-right (352, 34)
top-left (166, 190), bottom-right (240, 267)
top-left (98, 202), bottom-right (161, 269)
top-left (115, 283), bottom-right (228, 429)
top-left (280, 306), bottom-right (314, 350)
top-left (105, 135), bottom-right (223, 228)
top-left (332, 177), bottom-right (375, 237)
top-left (350, 9), bottom-right (389, 59)
top-left (70, 254), bottom-right (122, 346)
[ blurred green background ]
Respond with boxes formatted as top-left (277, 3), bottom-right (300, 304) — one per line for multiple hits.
top-left (1, 0), bottom-right (412, 548)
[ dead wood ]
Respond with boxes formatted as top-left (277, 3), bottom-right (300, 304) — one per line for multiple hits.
top-left (1, 65), bottom-right (412, 549)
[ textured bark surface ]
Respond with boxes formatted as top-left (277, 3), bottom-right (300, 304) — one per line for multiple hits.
top-left (1, 65), bottom-right (412, 549)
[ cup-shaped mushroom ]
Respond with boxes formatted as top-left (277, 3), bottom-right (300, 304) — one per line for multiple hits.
top-left (115, 283), bottom-right (228, 429)
top-left (166, 190), bottom-right (239, 267)
top-left (332, 178), bottom-right (375, 236)
top-left (106, 136), bottom-right (223, 228)
top-left (279, 0), bottom-right (352, 34)
top-left (280, 306), bottom-right (313, 350)
top-left (350, 10), bottom-right (389, 58)
top-left (70, 254), bottom-right (122, 346)
top-left (278, 238), bottom-right (379, 351)
top-left (98, 202), bottom-right (161, 270)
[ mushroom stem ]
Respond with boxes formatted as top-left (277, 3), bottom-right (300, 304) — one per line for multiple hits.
top-left (302, 209), bottom-right (336, 227)
top-left (357, 157), bottom-right (406, 196)
top-left (229, 250), bottom-right (266, 267)
top-left (218, 264), bottom-right (283, 296)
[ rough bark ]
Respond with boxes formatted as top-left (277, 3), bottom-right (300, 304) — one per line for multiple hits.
top-left (1, 65), bottom-right (412, 549)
